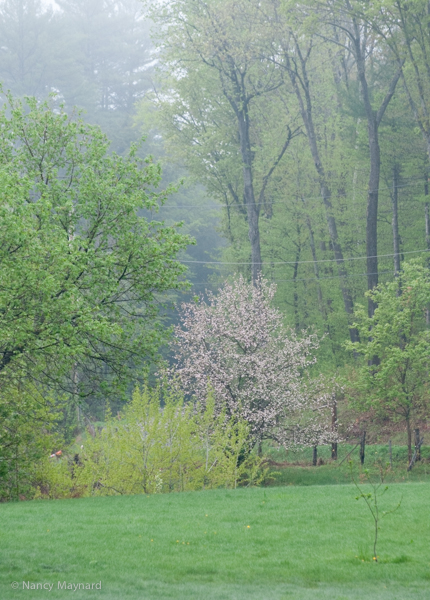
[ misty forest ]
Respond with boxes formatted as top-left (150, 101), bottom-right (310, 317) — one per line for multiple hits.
top-left (2, 1), bottom-right (430, 598)
top-left (1, 0), bottom-right (430, 508)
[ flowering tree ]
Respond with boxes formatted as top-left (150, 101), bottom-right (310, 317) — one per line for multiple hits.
top-left (173, 276), bottom-right (337, 448)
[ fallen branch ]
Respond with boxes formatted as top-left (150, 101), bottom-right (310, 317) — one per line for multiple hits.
top-left (338, 442), bottom-right (360, 466)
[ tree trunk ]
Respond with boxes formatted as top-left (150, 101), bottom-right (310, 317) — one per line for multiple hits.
top-left (292, 229), bottom-right (301, 332)
top-left (425, 177), bottom-right (430, 326)
top-left (312, 445), bottom-right (318, 466)
top-left (392, 165), bottom-right (401, 277)
top-left (365, 112), bottom-right (380, 318)
top-left (407, 418), bottom-right (412, 464)
top-left (415, 428), bottom-right (421, 462)
top-left (331, 394), bottom-right (338, 460)
top-left (352, 29), bottom-right (403, 318)
top-left (237, 110), bottom-right (262, 284)
top-left (286, 46), bottom-right (359, 343)
top-left (305, 211), bottom-right (325, 317)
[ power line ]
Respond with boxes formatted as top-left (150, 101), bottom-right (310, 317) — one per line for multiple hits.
top-left (190, 270), bottom-right (395, 286)
top-left (181, 248), bottom-right (429, 266)
top-left (159, 178), bottom-right (427, 210)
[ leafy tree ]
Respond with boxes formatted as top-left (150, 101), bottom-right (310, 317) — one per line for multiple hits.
top-left (146, 0), bottom-right (300, 282)
top-left (294, 0), bottom-right (404, 317)
top-left (0, 92), bottom-right (191, 400)
top-left (0, 384), bottom-right (64, 501)
top-left (348, 260), bottom-right (430, 462)
top-left (267, 14), bottom-right (360, 341)
top-left (172, 275), bottom-right (337, 447)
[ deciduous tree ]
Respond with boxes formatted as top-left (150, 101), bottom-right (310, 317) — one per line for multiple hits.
top-left (173, 275), bottom-right (337, 447)
top-left (0, 92), bottom-right (191, 399)
top-left (347, 260), bottom-right (430, 462)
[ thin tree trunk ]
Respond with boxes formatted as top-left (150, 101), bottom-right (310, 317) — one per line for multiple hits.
top-left (305, 212), bottom-right (325, 314)
top-left (425, 177), bottom-right (430, 325)
top-left (304, 206), bottom-right (331, 330)
top-left (415, 428), bottom-right (421, 462)
top-left (312, 445), bottom-right (318, 466)
top-left (292, 229), bottom-right (301, 332)
top-left (407, 418), bottom-right (412, 464)
top-left (364, 112), bottom-right (380, 318)
top-left (237, 111), bottom-right (262, 283)
top-left (392, 165), bottom-right (401, 277)
top-left (360, 430), bottom-right (366, 466)
top-left (285, 44), bottom-right (359, 343)
top-left (331, 394), bottom-right (338, 460)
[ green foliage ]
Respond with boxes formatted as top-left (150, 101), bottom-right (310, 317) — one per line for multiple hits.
top-left (0, 91), bottom-right (191, 399)
top-left (0, 385), bottom-right (65, 501)
top-left (35, 381), bottom-right (264, 499)
top-left (347, 260), bottom-right (430, 454)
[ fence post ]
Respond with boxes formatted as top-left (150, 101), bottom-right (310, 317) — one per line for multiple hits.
top-left (415, 429), bottom-right (421, 461)
top-left (359, 431), bottom-right (366, 466)
top-left (312, 445), bottom-right (318, 466)
top-left (389, 439), bottom-right (393, 468)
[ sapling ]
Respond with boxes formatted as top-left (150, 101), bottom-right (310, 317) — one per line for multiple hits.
top-left (350, 461), bottom-right (402, 562)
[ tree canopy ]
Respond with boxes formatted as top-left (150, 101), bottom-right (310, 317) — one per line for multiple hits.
top-left (0, 92), bottom-right (191, 399)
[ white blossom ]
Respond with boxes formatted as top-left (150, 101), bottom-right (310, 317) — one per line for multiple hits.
top-left (172, 275), bottom-right (338, 448)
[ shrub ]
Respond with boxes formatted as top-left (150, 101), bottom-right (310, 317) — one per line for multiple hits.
top-left (36, 381), bottom-right (265, 499)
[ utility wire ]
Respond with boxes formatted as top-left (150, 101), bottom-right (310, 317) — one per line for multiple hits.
top-left (181, 248), bottom-right (429, 266)
top-left (190, 270), bottom-right (395, 286)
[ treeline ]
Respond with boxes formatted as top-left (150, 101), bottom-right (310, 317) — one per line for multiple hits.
top-left (0, 0), bottom-right (152, 151)
top-left (4, 0), bottom-right (429, 365)
top-left (0, 0), bottom-right (224, 292)
top-left (143, 0), bottom-right (430, 364)
top-left (0, 0), bottom-right (429, 502)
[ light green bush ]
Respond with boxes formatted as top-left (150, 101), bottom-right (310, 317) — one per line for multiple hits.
top-left (37, 382), bottom-right (265, 499)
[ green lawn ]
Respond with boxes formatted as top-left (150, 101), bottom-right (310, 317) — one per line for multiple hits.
top-left (263, 445), bottom-right (430, 487)
top-left (1, 483), bottom-right (429, 599)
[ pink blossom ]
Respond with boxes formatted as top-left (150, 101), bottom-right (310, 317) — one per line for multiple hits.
top-left (172, 276), bottom-right (338, 448)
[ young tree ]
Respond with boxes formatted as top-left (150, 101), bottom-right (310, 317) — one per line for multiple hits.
top-left (0, 92), bottom-right (191, 399)
top-left (172, 275), bottom-right (336, 448)
top-left (348, 260), bottom-right (430, 462)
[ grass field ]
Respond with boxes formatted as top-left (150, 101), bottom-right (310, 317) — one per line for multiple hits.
top-left (263, 444), bottom-right (430, 487)
top-left (1, 481), bottom-right (429, 600)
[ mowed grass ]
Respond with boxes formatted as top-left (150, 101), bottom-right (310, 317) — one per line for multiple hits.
top-left (264, 444), bottom-right (430, 486)
top-left (1, 483), bottom-right (429, 600)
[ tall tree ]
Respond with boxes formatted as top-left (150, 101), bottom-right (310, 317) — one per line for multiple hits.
top-left (304, 0), bottom-right (404, 317)
top-left (0, 93), bottom-right (191, 398)
top-left (147, 0), bottom-right (300, 282)
top-left (348, 260), bottom-right (430, 462)
top-left (268, 18), bottom-right (360, 342)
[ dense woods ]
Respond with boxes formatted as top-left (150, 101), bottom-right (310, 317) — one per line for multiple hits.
top-left (0, 0), bottom-right (429, 500)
